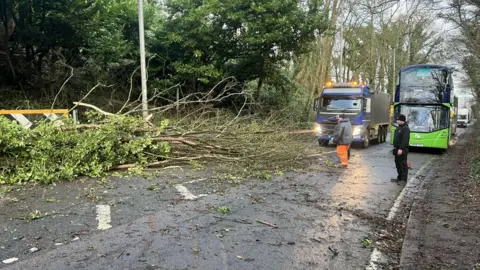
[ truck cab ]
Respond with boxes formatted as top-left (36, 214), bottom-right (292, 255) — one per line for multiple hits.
top-left (457, 108), bottom-right (470, 128)
top-left (313, 82), bottom-right (391, 148)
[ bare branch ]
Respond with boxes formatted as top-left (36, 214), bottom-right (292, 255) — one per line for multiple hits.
top-left (51, 64), bottom-right (74, 110)
top-left (72, 102), bottom-right (115, 116)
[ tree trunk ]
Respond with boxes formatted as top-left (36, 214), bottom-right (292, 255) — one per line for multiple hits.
top-left (299, 0), bottom-right (342, 119)
top-left (1, 1), bottom-right (16, 80)
top-left (255, 77), bottom-right (263, 102)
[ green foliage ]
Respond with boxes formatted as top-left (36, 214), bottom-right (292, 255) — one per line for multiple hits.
top-left (360, 237), bottom-right (374, 249)
top-left (1, 0), bottom-right (327, 116)
top-left (0, 186), bottom-right (11, 196)
top-left (161, 0), bottom-right (325, 90)
top-left (216, 206), bottom-right (231, 214)
top-left (147, 185), bottom-right (162, 191)
top-left (256, 171), bottom-right (273, 181)
top-left (469, 155), bottom-right (480, 180)
top-left (0, 115), bottom-right (171, 185)
top-left (189, 160), bottom-right (204, 170)
top-left (25, 210), bottom-right (46, 222)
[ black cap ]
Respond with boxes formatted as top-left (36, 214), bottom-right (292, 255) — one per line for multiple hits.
top-left (398, 114), bottom-right (406, 122)
top-left (339, 113), bottom-right (346, 119)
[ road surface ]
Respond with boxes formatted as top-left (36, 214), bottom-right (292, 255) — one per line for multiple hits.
top-left (0, 128), bottom-right (467, 269)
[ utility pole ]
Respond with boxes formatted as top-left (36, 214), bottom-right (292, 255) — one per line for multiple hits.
top-left (392, 46), bottom-right (396, 94)
top-left (339, 19), bottom-right (344, 82)
top-left (138, 0), bottom-right (148, 118)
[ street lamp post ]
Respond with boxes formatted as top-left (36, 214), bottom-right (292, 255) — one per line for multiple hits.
top-left (138, 0), bottom-right (148, 118)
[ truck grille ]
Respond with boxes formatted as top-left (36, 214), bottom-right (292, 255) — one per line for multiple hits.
top-left (319, 121), bottom-right (337, 136)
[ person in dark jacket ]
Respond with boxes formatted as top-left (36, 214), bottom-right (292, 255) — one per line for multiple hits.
top-left (332, 114), bottom-right (353, 167)
top-left (392, 114), bottom-right (410, 182)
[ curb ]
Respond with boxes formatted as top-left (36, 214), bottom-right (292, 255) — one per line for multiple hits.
top-left (398, 128), bottom-right (470, 269)
top-left (398, 161), bottom-right (436, 268)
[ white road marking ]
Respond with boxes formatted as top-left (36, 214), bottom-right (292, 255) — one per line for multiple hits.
top-left (175, 185), bottom-right (207, 200)
top-left (96, 205), bottom-right (112, 230)
top-left (2, 258), bottom-right (18, 264)
top-left (366, 157), bottom-right (437, 269)
top-left (386, 158), bottom-right (436, 220)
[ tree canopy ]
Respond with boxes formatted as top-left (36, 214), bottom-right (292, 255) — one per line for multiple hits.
top-left (0, 0), bottom-right (326, 112)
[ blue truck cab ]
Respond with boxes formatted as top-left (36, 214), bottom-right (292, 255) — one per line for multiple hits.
top-left (313, 82), bottom-right (391, 148)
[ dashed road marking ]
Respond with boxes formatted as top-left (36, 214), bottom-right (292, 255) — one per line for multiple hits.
top-left (96, 205), bottom-right (112, 230)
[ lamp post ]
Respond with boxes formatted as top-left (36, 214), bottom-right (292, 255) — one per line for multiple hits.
top-left (138, 0), bottom-right (148, 118)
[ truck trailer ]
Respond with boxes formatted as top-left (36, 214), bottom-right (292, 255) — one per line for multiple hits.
top-left (313, 82), bottom-right (391, 148)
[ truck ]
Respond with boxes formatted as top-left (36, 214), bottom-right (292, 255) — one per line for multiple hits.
top-left (313, 82), bottom-right (391, 148)
top-left (457, 108), bottom-right (471, 128)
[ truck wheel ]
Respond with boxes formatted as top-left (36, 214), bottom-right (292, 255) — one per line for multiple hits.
top-left (380, 128), bottom-right (385, 143)
top-left (377, 128), bottom-right (383, 143)
top-left (363, 134), bottom-right (370, 148)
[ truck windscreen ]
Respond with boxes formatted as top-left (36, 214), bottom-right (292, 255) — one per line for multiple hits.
top-left (399, 67), bottom-right (448, 103)
top-left (320, 97), bottom-right (362, 113)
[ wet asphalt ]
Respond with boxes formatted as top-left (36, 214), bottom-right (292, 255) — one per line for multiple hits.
top-left (0, 128), bottom-right (466, 269)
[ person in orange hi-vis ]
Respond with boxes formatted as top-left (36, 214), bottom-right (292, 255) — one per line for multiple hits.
top-left (332, 114), bottom-right (353, 168)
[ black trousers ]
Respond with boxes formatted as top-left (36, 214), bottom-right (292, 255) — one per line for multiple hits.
top-left (394, 150), bottom-right (408, 181)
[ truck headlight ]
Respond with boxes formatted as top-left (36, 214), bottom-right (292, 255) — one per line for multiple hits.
top-left (314, 123), bottom-right (322, 134)
top-left (353, 126), bottom-right (362, 136)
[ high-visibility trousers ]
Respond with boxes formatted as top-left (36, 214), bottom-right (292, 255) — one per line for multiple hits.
top-left (336, 144), bottom-right (350, 166)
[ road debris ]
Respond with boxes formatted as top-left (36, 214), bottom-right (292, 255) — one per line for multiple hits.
top-left (312, 238), bottom-right (324, 243)
top-left (116, 250), bottom-right (125, 259)
top-left (29, 247), bottom-right (40, 253)
top-left (361, 237), bottom-right (374, 249)
top-left (175, 185), bottom-right (206, 200)
top-left (213, 216), bottom-right (252, 224)
top-left (256, 220), bottom-right (278, 228)
top-left (328, 246), bottom-right (339, 256)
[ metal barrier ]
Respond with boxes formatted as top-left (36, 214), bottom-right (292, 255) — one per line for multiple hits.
top-left (0, 109), bottom-right (70, 129)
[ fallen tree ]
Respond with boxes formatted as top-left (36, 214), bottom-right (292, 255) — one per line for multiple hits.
top-left (0, 80), bottom-right (319, 185)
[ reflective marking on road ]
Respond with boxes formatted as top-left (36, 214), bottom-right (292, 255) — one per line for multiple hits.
top-left (96, 205), bottom-right (112, 230)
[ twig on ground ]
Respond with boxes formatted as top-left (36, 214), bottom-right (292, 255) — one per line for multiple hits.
top-left (256, 220), bottom-right (278, 228)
